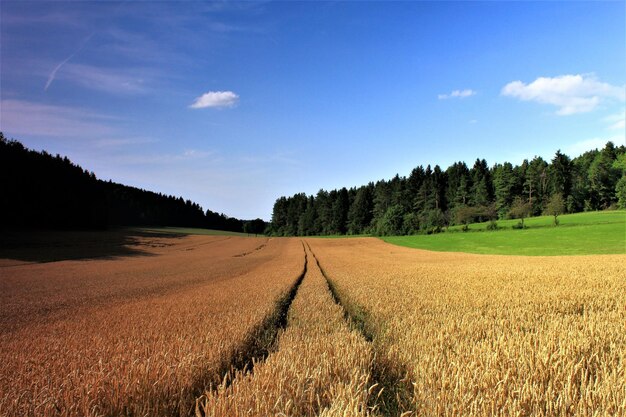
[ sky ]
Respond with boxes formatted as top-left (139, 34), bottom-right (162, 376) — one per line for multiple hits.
top-left (1, 1), bottom-right (625, 220)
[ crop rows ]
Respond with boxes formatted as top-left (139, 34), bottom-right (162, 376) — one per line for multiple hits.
top-left (2, 233), bottom-right (624, 417)
top-left (307, 238), bottom-right (626, 416)
top-left (198, 243), bottom-right (377, 417)
top-left (0, 236), bottom-right (304, 417)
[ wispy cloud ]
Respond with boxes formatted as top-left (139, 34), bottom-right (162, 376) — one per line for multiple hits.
top-left (95, 137), bottom-right (158, 148)
top-left (0, 99), bottom-right (116, 138)
top-left (604, 110), bottom-right (625, 131)
top-left (58, 63), bottom-right (151, 94)
top-left (438, 89), bottom-right (476, 100)
top-left (112, 149), bottom-right (216, 165)
top-left (501, 74), bottom-right (625, 115)
top-left (189, 91), bottom-right (239, 109)
top-left (238, 151), bottom-right (300, 166)
top-left (45, 33), bottom-right (94, 91)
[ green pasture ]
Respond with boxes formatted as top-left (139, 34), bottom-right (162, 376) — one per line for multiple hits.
top-left (382, 211), bottom-right (625, 256)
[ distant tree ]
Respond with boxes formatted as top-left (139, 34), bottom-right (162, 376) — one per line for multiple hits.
top-left (493, 162), bottom-right (516, 218)
top-left (347, 185), bottom-right (373, 234)
top-left (524, 156), bottom-right (549, 214)
top-left (469, 159), bottom-right (491, 207)
top-left (375, 204), bottom-right (405, 236)
top-left (509, 196), bottom-right (532, 229)
top-left (544, 193), bottom-right (565, 226)
top-left (372, 180), bottom-right (392, 225)
top-left (616, 177), bottom-right (626, 209)
top-left (298, 196), bottom-right (318, 235)
top-left (419, 208), bottom-right (446, 234)
top-left (314, 190), bottom-right (332, 235)
top-left (445, 161), bottom-right (470, 209)
top-left (588, 143), bottom-right (620, 209)
top-left (613, 154), bottom-right (626, 209)
top-left (414, 165), bottom-right (435, 211)
top-left (569, 150), bottom-right (598, 212)
top-left (330, 187), bottom-right (350, 234)
top-left (249, 218), bottom-right (266, 236)
top-left (549, 150), bottom-right (572, 198)
top-left (407, 165), bottom-right (426, 206)
top-left (402, 211), bottom-right (421, 234)
top-left (454, 205), bottom-right (477, 231)
top-left (432, 165), bottom-right (447, 211)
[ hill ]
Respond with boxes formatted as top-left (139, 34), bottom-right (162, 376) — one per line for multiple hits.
top-left (0, 133), bottom-right (262, 232)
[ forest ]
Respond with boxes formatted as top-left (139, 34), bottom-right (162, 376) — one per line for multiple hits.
top-left (270, 141), bottom-right (626, 236)
top-left (0, 133), bottom-right (264, 232)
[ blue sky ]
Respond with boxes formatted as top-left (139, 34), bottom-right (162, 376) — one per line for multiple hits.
top-left (1, 1), bottom-right (624, 220)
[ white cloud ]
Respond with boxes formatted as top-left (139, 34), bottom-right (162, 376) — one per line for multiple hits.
top-left (189, 91), bottom-right (239, 109)
top-left (604, 110), bottom-right (625, 130)
top-left (501, 74), bottom-right (625, 115)
top-left (438, 89), bottom-right (476, 100)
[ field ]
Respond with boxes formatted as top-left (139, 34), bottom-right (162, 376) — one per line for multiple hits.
top-left (1, 231), bottom-right (624, 416)
top-left (0, 231), bottom-right (304, 416)
top-left (306, 238), bottom-right (626, 416)
top-left (383, 210), bottom-right (626, 255)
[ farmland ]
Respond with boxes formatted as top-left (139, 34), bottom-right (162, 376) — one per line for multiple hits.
top-left (307, 238), bottom-right (626, 416)
top-left (1, 232), bottom-right (624, 416)
top-left (0, 232), bottom-right (304, 416)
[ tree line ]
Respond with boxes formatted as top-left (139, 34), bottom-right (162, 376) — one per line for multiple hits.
top-left (0, 134), bottom-right (266, 232)
top-left (270, 141), bottom-right (626, 236)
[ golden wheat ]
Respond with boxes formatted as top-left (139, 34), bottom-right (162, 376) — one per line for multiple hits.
top-left (199, 244), bottom-right (377, 417)
top-left (307, 238), bottom-right (626, 417)
top-left (0, 236), bottom-right (303, 417)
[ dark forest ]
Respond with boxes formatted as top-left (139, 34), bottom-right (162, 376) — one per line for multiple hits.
top-left (0, 133), bottom-right (265, 232)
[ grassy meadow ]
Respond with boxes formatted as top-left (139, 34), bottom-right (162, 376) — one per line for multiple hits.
top-left (382, 210), bottom-right (625, 255)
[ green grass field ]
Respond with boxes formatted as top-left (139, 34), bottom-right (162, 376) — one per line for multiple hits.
top-left (382, 210), bottom-right (625, 256)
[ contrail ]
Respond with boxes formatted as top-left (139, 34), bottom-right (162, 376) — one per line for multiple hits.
top-left (44, 32), bottom-right (94, 91)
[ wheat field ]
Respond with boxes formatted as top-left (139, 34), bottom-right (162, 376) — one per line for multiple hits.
top-left (307, 238), bottom-right (626, 417)
top-left (0, 234), bottom-right (304, 416)
top-left (1, 233), bottom-right (624, 416)
top-left (198, 242), bottom-right (376, 417)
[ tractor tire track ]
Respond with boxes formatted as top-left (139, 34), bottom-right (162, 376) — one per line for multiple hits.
top-left (305, 240), bottom-right (413, 417)
top-left (194, 241), bottom-right (307, 415)
top-left (233, 238), bottom-right (269, 257)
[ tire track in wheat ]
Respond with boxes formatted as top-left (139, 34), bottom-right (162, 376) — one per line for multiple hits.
top-left (305, 240), bottom-right (412, 417)
top-left (198, 242), bottom-right (378, 417)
